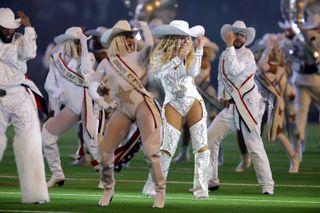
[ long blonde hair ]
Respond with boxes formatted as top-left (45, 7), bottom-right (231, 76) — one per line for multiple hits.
top-left (58, 40), bottom-right (79, 59)
top-left (149, 35), bottom-right (195, 72)
top-left (107, 34), bottom-right (136, 56)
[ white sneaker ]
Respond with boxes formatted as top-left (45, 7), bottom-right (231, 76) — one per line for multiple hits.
top-left (194, 191), bottom-right (209, 200)
top-left (262, 191), bottom-right (274, 195)
top-left (262, 186), bottom-right (274, 195)
top-left (33, 200), bottom-right (49, 204)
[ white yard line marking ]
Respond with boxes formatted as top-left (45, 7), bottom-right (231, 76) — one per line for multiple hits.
top-left (1, 175), bottom-right (320, 188)
top-left (0, 210), bottom-right (75, 213)
top-left (0, 191), bottom-right (320, 205)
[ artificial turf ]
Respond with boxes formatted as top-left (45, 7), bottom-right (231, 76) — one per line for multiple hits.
top-left (0, 124), bottom-right (319, 213)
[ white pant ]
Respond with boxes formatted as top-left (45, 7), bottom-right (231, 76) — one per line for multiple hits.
top-left (207, 104), bottom-right (274, 193)
top-left (0, 88), bottom-right (49, 203)
top-left (0, 87), bottom-right (35, 136)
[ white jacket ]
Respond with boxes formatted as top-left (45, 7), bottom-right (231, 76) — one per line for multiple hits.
top-left (0, 27), bottom-right (36, 87)
top-left (217, 46), bottom-right (263, 129)
top-left (217, 46), bottom-right (258, 101)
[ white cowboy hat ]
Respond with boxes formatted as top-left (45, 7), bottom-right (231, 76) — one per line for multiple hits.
top-left (220, 20), bottom-right (256, 46)
top-left (303, 14), bottom-right (320, 29)
top-left (0, 8), bottom-right (21, 29)
top-left (152, 20), bottom-right (205, 38)
top-left (278, 20), bottom-right (291, 29)
top-left (85, 26), bottom-right (108, 37)
top-left (100, 20), bottom-right (138, 48)
top-left (54, 27), bottom-right (89, 44)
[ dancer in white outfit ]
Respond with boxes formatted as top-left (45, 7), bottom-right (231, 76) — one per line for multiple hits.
top-left (42, 27), bottom-right (100, 187)
top-left (207, 20), bottom-right (274, 195)
top-left (0, 8), bottom-right (49, 203)
top-left (89, 20), bottom-right (166, 208)
top-left (142, 20), bottom-right (210, 199)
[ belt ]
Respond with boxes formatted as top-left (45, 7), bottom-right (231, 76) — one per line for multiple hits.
top-left (0, 86), bottom-right (25, 97)
top-left (0, 88), bottom-right (6, 97)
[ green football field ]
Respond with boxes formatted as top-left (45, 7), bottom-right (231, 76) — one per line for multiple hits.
top-left (0, 124), bottom-right (319, 213)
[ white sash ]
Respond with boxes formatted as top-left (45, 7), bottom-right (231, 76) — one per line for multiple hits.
top-left (108, 55), bottom-right (151, 98)
top-left (256, 72), bottom-right (285, 143)
top-left (52, 53), bottom-right (88, 88)
top-left (52, 53), bottom-right (95, 138)
top-left (221, 59), bottom-right (257, 131)
top-left (107, 54), bottom-right (161, 129)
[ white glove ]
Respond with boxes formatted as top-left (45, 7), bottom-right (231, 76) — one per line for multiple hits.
top-left (94, 98), bottom-right (119, 111)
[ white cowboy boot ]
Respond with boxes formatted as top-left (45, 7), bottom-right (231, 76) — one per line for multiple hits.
top-left (82, 128), bottom-right (101, 171)
top-left (189, 117), bottom-right (210, 199)
top-left (193, 150), bottom-right (210, 199)
top-left (99, 152), bottom-right (115, 206)
top-left (42, 125), bottom-right (65, 188)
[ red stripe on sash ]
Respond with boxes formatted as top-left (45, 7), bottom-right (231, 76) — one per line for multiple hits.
top-left (109, 55), bottom-right (158, 128)
top-left (59, 54), bottom-right (84, 79)
top-left (221, 60), bottom-right (257, 125)
top-left (116, 54), bottom-right (140, 79)
top-left (240, 74), bottom-right (253, 88)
